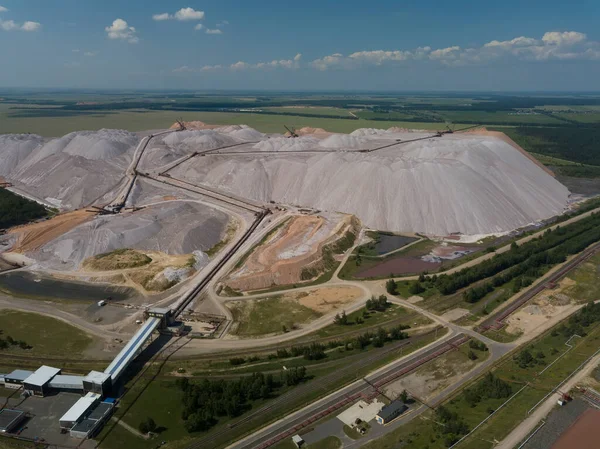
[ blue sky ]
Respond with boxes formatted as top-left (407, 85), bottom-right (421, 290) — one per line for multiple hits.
top-left (1, 0), bottom-right (599, 91)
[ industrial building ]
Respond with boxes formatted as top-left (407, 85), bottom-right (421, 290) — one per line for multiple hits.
top-left (59, 393), bottom-right (114, 439)
top-left (0, 308), bottom-right (172, 441)
top-left (23, 366), bottom-right (62, 397)
top-left (375, 401), bottom-right (408, 425)
top-left (3, 370), bottom-right (33, 389)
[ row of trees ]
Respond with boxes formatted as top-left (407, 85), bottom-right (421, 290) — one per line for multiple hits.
top-left (177, 369), bottom-right (300, 433)
top-left (432, 213), bottom-right (600, 299)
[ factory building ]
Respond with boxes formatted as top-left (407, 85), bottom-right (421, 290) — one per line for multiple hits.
top-left (3, 370), bottom-right (33, 389)
top-left (23, 366), bottom-right (62, 397)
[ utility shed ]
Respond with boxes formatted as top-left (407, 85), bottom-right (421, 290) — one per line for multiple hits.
top-left (49, 375), bottom-right (84, 391)
top-left (59, 392), bottom-right (100, 429)
top-left (23, 365), bottom-right (61, 397)
top-left (375, 401), bottom-right (408, 425)
top-left (4, 370), bottom-right (33, 389)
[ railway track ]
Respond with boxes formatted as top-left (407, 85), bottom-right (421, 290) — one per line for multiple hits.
top-left (185, 330), bottom-right (462, 449)
top-left (478, 241), bottom-right (600, 332)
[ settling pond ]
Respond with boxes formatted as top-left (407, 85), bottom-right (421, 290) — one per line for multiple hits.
top-left (0, 271), bottom-right (134, 302)
top-left (372, 234), bottom-right (418, 255)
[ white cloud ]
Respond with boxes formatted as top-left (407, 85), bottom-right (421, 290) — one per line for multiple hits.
top-left (542, 31), bottom-right (586, 46)
top-left (216, 20), bottom-right (229, 28)
top-left (205, 28), bottom-right (222, 35)
top-left (21, 21), bottom-right (40, 32)
top-left (72, 49), bottom-right (80, 53)
top-left (194, 23), bottom-right (204, 31)
top-left (201, 64), bottom-right (223, 71)
top-left (84, 51), bottom-right (96, 57)
top-left (310, 30), bottom-right (599, 70)
top-left (1, 18), bottom-right (41, 32)
top-left (173, 65), bottom-right (194, 73)
top-left (231, 54), bottom-right (302, 71)
top-left (174, 7), bottom-right (204, 21)
top-left (152, 13), bottom-right (171, 21)
top-left (230, 61), bottom-right (249, 71)
top-left (0, 6), bottom-right (8, 13)
top-left (429, 46), bottom-right (460, 60)
top-left (105, 18), bottom-right (139, 44)
top-left (311, 53), bottom-right (345, 70)
top-left (0, 19), bottom-right (17, 31)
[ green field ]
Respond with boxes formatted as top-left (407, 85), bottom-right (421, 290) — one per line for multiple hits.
top-left (0, 310), bottom-right (93, 357)
top-left (0, 108), bottom-right (459, 137)
top-left (228, 295), bottom-right (322, 337)
top-left (261, 106), bottom-right (355, 117)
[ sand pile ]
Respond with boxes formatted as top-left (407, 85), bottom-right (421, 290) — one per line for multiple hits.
top-left (0, 134), bottom-right (45, 176)
top-left (2, 130), bottom-right (139, 209)
top-left (296, 127), bottom-right (328, 135)
top-left (31, 201), bottom-right (229, 271)
top-left (172, 132), bottom-right (570, 236)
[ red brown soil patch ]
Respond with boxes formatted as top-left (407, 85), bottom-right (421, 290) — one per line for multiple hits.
top-left (357, 257), bottom-right (440, 278)
top-left (551, 409), bottom-right (600, 449)
top-left (8, 209), bottom-right (96, 253)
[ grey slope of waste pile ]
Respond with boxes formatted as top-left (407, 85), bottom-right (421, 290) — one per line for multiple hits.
top-left (33, 201), bottom-right (229, 271)
top-left (170, 133), bottom-right (570, 236)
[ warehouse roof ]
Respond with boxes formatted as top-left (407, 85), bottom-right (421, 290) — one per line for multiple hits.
top-left (5, 370), bottom-right (34, 382)
top-left (376, 400), bottom-right (407, 421)
top-left (84, 371), bottom-right (110, 384)
top-left (24, 366), bottom-right (61, 387)
top-left (49, 375), bottom-right (84, 390)
top-left (60, 392), bottom-right (100, 424)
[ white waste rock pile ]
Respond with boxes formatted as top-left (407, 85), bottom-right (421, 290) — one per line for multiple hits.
top-left (0, 134), bottom-right (45, 176)
top-left (1, 129), bottom-right (139, 209)
top-left (171, 132), bottom-right (570, 236)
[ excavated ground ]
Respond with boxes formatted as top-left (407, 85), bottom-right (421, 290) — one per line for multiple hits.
top-left (224, 213), bottom-right (353, 291)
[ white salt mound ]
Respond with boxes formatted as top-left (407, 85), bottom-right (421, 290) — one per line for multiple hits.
top-left (253, 137), bottom-right (320, 152)
top-left (171, 133), bottom-right (570, 236)
top-left (319, 134), bottom-right (367, 149)
top-left (161, 130), bottom-right (238, 151)
top-left (0, 134), bottom-right (45, 176)
top-left (3, 130), bottom-right (139, 210)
